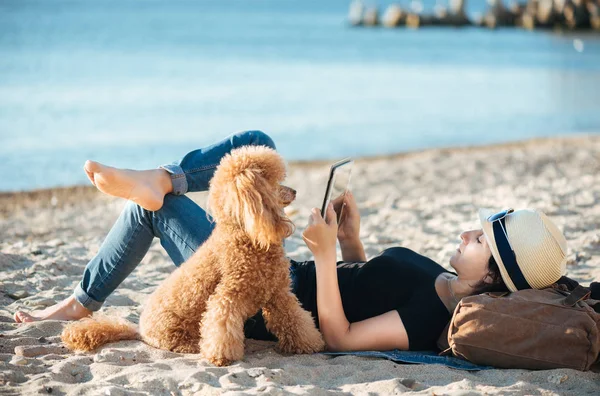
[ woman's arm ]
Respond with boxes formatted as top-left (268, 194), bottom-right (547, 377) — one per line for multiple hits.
top-left (303, 204), bottom-right (408, 351)
top-left (313, 251), bottom-right (408, 351)
top-left (312, 250), bottom-right (348, 349)
top-left (334, 191), bottom-right (367, 262)
top-left (336, 311), bottom-right (409, 351)
top-left (340, 239), bottom-right (366, 262)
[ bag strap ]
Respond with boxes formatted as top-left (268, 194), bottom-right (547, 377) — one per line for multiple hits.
top-left (591, 282), bottom-right (600, 300)
top-left (563, 285), bottom-right (591, 307)
top-left (556, 275), bottom-right (580, 291)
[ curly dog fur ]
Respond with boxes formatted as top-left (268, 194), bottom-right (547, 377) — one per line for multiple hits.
top-left (62, 146), bottom-right (324, 366)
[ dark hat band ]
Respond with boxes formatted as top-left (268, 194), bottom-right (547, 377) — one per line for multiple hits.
top-left (492, 217), bottom-right (531, 291)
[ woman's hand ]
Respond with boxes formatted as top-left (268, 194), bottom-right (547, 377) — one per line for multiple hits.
top-left (302, 203), bottom-right (338, 261)
top-left (333, 191), bottom-right (360, 244)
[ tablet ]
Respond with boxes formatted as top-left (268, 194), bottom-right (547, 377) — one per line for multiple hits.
top-left (321, 158), bottom-right (353, 218)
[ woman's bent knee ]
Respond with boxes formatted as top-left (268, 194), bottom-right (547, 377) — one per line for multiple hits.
top-left (246, 130), bottom-right (276, 150)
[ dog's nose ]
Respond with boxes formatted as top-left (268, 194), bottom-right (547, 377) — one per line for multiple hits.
top-left (289, 188), bottom-right (297, 197)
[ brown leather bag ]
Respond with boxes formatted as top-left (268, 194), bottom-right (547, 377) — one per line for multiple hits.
top-left (438, 285), bottom-right (600, 371)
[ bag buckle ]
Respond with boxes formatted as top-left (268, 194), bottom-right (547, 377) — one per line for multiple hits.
top-left (563, 285), bottom-right (591, 307)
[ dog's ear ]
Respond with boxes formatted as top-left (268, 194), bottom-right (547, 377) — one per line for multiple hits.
top-left (224, 169), bottom-right (294, 249)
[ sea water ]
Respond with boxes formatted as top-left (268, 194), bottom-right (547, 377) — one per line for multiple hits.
top-left (1, 0), bottom-right (599, 191)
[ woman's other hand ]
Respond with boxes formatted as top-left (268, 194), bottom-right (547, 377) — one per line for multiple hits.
top-left (302, 203), bottom-right (338, 261)
top-left (334, 191), bottom-right (360, 244)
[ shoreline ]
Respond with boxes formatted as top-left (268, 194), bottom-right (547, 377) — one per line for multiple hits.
top-left (2, 133), bottom-right (597, 197)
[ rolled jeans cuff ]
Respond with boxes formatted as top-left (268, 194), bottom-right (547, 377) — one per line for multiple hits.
top-left (159, 164), bottom-right (188, 196)
top-left (74, 283), bottom-right (104, 312)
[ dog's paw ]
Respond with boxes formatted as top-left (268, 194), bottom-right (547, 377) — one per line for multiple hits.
top-left (277, 328), bottom-right (325, 354)
top-left (207, 356), bottom-right (233, 367)
top-left (200, 336), bottom-right (244, 366)
top-left (202, 348), bottom-right (241, 367)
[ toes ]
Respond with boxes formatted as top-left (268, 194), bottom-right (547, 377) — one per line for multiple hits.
top-left (84, 160), bottom-right (101, 173)
top-left (84, 161), bottom-right (99, 186)
top-left (14, 312), bottom-right (35, 323)
top-left (85, 169), bottom-right (96, 186)
top-left (14, 312), bottom-right (22, 323)
top-left (21, 313), bottom-right (36, 322)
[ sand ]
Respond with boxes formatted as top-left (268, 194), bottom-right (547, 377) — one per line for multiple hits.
top-left (1, 135), bottom-right (600, 395)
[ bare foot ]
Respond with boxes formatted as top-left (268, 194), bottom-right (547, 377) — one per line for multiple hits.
top-left (14, 295), bottom-right (92, 323)
top-left (84, 160), bottom-right (173, 211)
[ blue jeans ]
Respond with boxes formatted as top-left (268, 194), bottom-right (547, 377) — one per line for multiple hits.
top-left (74, 130), bottom-right (277, 311)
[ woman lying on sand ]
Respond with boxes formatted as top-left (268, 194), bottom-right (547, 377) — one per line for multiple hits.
top-left (13, 131), bottom-right (568, 351)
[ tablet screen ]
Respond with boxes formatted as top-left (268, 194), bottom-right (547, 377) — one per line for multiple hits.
top-left (321, 159), bottom-right (353, 218)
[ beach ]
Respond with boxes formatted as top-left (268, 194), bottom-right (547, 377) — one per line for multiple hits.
top-left (1, 135), bottom-right (600, 395)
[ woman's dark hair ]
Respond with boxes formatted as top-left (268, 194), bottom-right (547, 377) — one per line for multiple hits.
top-left (470, 255), bottom-right (509, 295)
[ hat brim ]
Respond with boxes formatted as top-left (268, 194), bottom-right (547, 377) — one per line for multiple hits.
top-left (478, 208), bottom-right (518, 292)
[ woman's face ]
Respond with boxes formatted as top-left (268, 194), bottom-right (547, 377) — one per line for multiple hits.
top-left (449, 229), bottom-right (493, 283)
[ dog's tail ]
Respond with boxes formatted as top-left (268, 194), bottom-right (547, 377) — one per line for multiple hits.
top-left (61, 315), bottom-right (139, 352)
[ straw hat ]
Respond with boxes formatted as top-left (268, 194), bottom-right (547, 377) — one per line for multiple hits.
top-left (479, 208), bottom-right (567, 292)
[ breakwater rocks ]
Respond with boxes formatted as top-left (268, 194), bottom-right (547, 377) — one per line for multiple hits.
top-left (349, 0), bottom-right (600, 31)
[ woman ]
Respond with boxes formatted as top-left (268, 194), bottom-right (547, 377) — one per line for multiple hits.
top-left (13, 130), bottom-right (568, 351)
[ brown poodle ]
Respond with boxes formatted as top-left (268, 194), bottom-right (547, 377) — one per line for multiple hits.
top-left (62, 146), bottom-right (325, 366)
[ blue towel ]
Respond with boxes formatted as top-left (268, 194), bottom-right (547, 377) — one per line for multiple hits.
top-left (322, 350), bottom-right (493, 371)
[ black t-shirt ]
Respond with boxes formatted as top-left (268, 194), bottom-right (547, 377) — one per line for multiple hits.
top-left (244, 247), bottom-right (455, 351)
